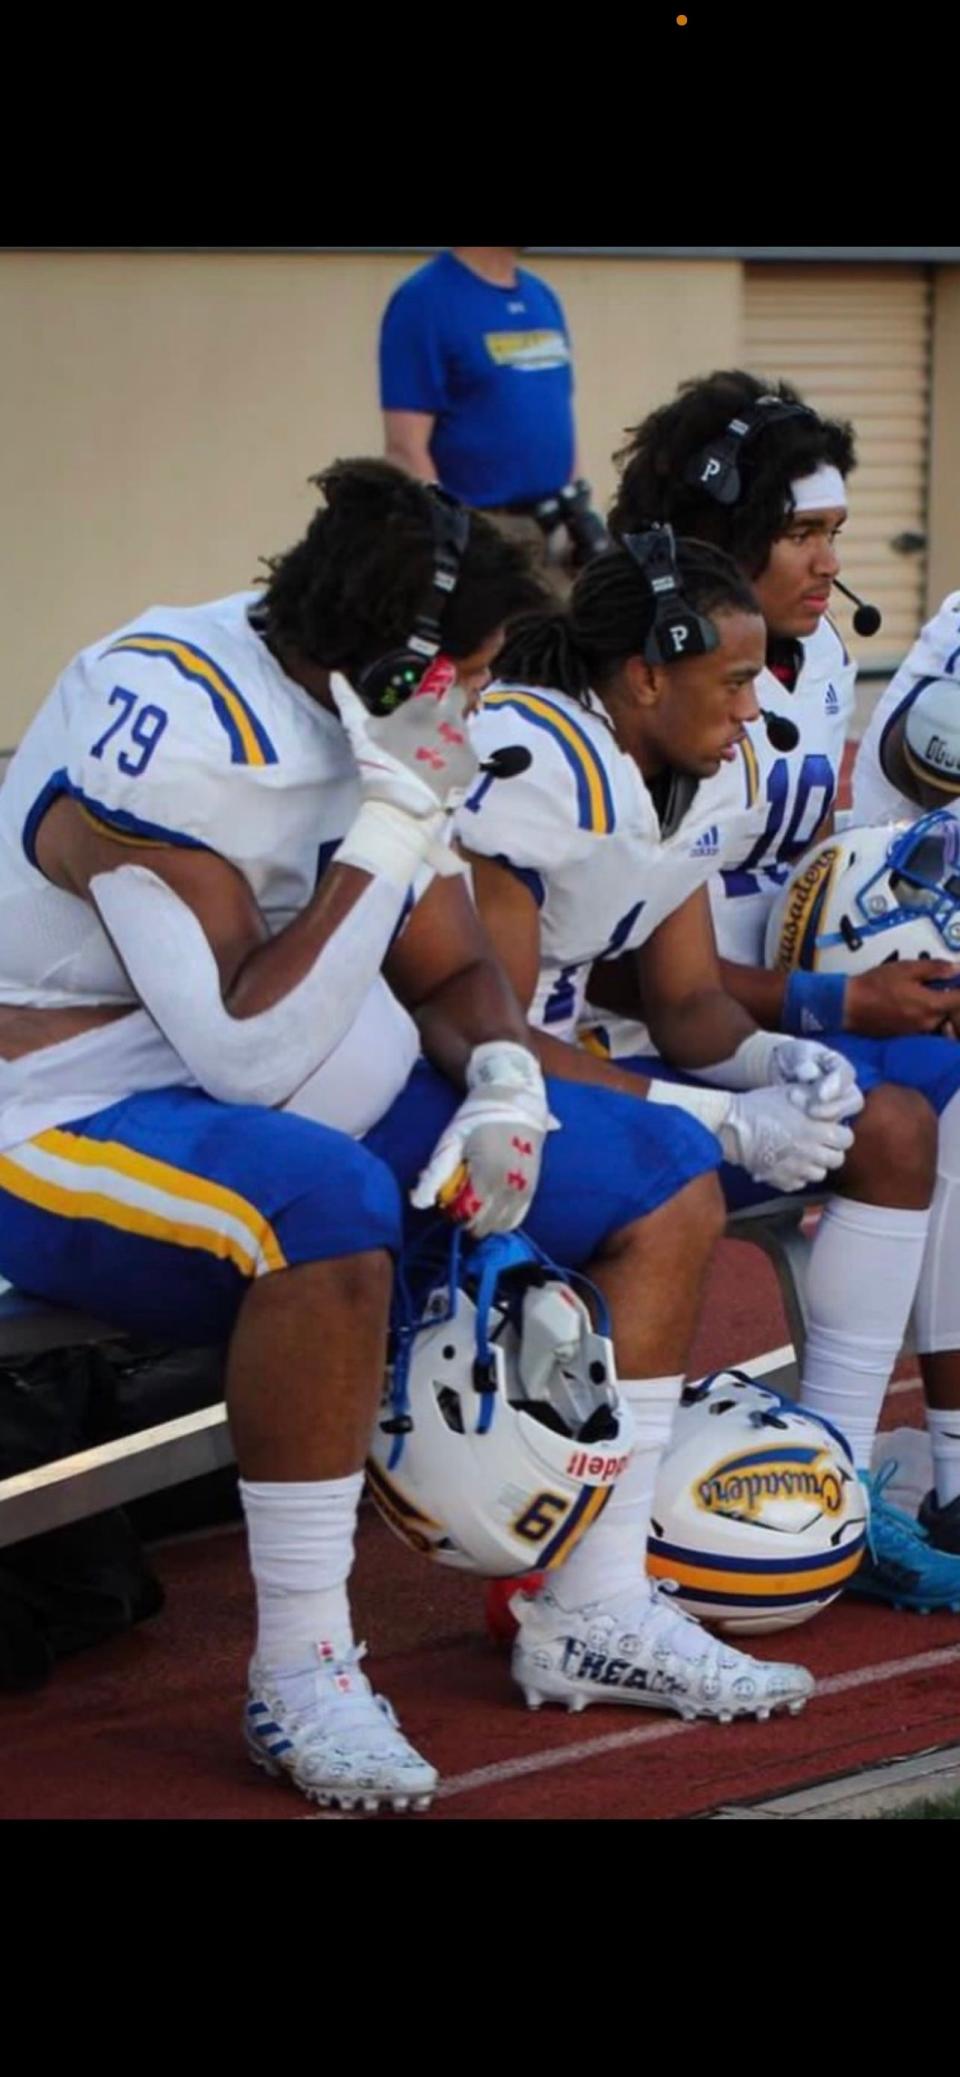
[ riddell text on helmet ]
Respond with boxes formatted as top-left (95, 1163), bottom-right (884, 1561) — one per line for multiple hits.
top-left (566, 1450), bottom-right (631, 1483)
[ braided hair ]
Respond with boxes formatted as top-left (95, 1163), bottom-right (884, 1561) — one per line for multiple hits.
top-left (495, 537), bottom-right (760, 712)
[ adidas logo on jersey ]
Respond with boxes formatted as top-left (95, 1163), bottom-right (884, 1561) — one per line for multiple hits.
top-left (690, 826), bottom-right (720, 858)
top-left (824, 683), bottom-right (840, 715)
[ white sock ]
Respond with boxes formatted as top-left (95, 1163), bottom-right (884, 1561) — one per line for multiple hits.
top-left (914, 1090), bottom-right (960, 1352)
top-left (546, 1377), bottom-right (684, 1609)
top-left (926, 1409), bottom-right (960, 1510)
top-left (240, 1473), bottom-right (363, 1672)
top-left (800, 1198), bottom-right (930, 1472)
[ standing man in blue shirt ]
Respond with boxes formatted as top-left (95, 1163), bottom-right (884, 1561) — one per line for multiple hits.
top-left (379, 247), bottom-right (608, 585)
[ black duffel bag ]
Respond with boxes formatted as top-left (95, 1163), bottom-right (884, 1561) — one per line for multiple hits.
top-left (0, 1337), bottom-right (234, 1691)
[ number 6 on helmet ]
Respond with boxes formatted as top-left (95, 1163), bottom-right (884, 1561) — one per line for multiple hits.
top-left (366, 1229), bottom-right (635, 1577)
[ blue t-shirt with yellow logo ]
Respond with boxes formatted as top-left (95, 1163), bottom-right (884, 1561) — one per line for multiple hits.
top-left (379, 251), bottom-right (575, 507)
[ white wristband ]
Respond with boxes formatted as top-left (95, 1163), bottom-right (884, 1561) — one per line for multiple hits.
top-left (685, 1031), bottom-right (779, 1093)
top-left (644, 1076), bottom-right (733, 1136)
top-left (466, 1041), bottom-right (546, 1097)
top-left (335, 799), bottom-right (460, 892)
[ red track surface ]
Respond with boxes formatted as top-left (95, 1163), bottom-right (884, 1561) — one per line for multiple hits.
top-left (3, 1239), bottom-right (954, 1822)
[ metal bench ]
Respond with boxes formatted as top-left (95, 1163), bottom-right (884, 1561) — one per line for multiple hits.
top-left (0, 1281), bottom-right (234, 1549)
top-left (724, 1196), bottom-right (820, 1370)
top-left (0, 1199), bottom-right (820, 1552)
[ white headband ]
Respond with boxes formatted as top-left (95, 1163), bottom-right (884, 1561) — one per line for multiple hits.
top-left (788, 465), bottom-right (847, 514)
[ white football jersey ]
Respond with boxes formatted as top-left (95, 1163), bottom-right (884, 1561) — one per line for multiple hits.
top-left (853, 591), bottom-right (960, 827)
top-left (0, 592), bottom-right (419, 1145)
top-left (458, 680), bottom-right (765, 1045)
top-left (709, 616), bottom-right (857, 967)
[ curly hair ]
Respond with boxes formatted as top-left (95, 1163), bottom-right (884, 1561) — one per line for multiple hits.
top-left (258, 458), bottom-right (544, 671)
top-left (495, 537), bottom-right (760, 710)
top-left (609, 370), bottom-right (857, 577)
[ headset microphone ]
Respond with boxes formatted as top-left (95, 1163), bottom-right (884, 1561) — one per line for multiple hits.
top-left (478, 746), bottom-right (533, 780)
top-left (760, 710), bottom-right (800, 752)
top-left (833, 578), bottom-right (882, 639)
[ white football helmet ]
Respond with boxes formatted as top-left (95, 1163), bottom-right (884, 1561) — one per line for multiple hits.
top-left (903, 674), bottom-right (960, 796)
top-left (648, 1370), bottom-right (868, 1635)
top-left (367, 1229), bottom-right (634, 1577)
top-left (764, 810), bottom-right (960, 976)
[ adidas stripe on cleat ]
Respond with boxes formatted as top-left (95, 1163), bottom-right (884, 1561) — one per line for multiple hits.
top-left (245, 1642), bottom-right (438, 1813)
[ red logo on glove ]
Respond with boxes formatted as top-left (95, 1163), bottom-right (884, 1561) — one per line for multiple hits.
top-left (415, 746), bottom-right (446, 770)
top-left (506, 1170), bottom-right (529, 1192)
top-left (511, 1137), bottom-right (534, 1155)
top-left (446, 1177), bottom-right (485, 1223)
top-left (414, 656), bottom-right (458, 701)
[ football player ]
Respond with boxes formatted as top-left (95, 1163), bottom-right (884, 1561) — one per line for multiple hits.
top-left (0, 459), bottom-right (814, 1808)
top-left (453, 529), bottom-right (912, 1682)
top-left (853, 589), bottom-right (960, 829)
top-left (600, 373), bottom-right (960, 1605)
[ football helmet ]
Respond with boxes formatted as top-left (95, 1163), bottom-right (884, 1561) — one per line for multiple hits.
top-left (648, 1370), bottom-right (868, 1634)
top-left (366, 1227), bottom-right (634, 1577)
top-left (764, 810), bottom-right (960, 976)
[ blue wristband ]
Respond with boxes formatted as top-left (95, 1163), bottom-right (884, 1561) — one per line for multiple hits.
top-left (781, 970), bottom-right (847, 1036)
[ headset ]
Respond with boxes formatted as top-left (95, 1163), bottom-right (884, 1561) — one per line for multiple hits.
top-left (683, 393), bottom-right (883, 640)
top-left (621, 523), bottom-right (720, 664)
top-left (622, 522), bottom-right (803, 749)
top-left (356, 486), bottom-right (471, 716)
top-left (684, 393), bottom-right (815, 507)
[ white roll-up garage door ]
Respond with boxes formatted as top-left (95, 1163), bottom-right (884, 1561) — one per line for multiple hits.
top-left (743, 265), bottom-right (932, 669)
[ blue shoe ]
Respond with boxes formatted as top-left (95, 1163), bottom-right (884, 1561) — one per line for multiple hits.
top-left (850, 1461), bottom-right (960, 1614)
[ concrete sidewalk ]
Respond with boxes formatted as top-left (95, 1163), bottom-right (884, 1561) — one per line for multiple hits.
top-left (710, 1741), bottom-right (960, 1820)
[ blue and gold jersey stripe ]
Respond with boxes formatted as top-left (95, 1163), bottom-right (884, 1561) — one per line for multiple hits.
top-left (482, 690), bottom-right (615, 834)
top-left (101, 633), bottom-right (278, 768)
top-left (739, 731), bottom-right (760, 806)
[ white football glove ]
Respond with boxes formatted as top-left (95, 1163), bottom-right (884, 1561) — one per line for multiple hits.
top-left (331, 669), bottom-right (479, 821)
top-left (720, 1085), bottom-right (855, 1192)
top-left (693, 1029), bottom-right (863, 1122)
top-left (767, 1038), bottom-right (864, 1123)
top-left (410, 1043), bottom-right (559, 1238)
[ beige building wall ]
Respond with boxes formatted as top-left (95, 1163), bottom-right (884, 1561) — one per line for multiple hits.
top-left (0, 250), bottom-right (740, 745)
top-left (927, 266), bottom-right (960, 618)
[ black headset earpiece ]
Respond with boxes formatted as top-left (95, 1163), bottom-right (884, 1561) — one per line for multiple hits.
top-left (621, 525), bottom-right (719, 665)
top-left (684, 394), bottom-right (814, 507)
top-left (357, 487), bottom-right (471, 716)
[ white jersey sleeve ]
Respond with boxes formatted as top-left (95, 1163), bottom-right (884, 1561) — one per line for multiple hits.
top-left (458, 687), bottom-right (607, 887)
top-left (853, 591), bottom-right (960, 826)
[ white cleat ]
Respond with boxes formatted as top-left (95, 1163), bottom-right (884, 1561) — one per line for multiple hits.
top-left (510, 1582), bottom-right (815, 1724)
top-left (245, 1642), bottom-right (439, 1813)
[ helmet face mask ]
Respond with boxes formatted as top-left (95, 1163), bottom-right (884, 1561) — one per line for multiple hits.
top-left (366, 1231), bottom-right (635, 1577)
top-left (648, 1371), bottom-right (868, 1635)
top-left (765, 810), bottom-right (960, 975)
